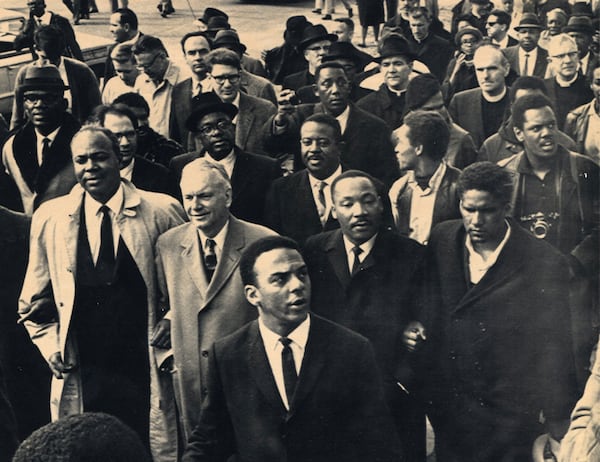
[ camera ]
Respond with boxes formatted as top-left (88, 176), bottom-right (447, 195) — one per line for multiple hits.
top-left (520, 212), bottom-right (559, 240)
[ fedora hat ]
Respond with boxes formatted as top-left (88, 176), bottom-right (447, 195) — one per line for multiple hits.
top-left (571, 1), bottom-right (593, 17)
top-left (299, 24), bottom-right (337, 51)
top-left (213, 29), bottom-right (247, 54)
top-left (199, 7), bottom-right (228, 25)
top-left (563, 15), bottom-right (594, 35)
top-left (185, 92), bottom-right (238, 132)
top-left (323, 41), bottom-right (372, 70)
top-left (20, 64), bottom-right (68, 93)
top-left (375, 34), bottom-right (416, 62)
top-left (514, 13), bottom-right (544, 30)
top-left (206, 16), bottom-right (231, 33)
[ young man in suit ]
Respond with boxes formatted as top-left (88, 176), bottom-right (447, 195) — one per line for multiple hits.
top-left (105, 8), bottom-right (142, 83)
top-left (183, 235), bottom-right (402, 462)
top-left (420, 162), bottom-right (577, 462)
top-left (485, 9), bottom-right (517, 48)
top-left (152, 159), bottom-right (275, 450)
top-left (503, 13), bottom-right (548, 78)
top-left (303, 170), bottom-right (425, 461)
top-left (169, 93), bottom-right (280, 225)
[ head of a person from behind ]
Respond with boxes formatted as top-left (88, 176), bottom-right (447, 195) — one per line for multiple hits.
top-left (206, 48), bottom-right (242, 104)
top-left (110, 43), bottom-right (139, 86)
top-left (240, 236), bottom-right (311, 337)
top-left (21, 65), bottom-right (68, 135)
top-left (511, 93), bottom-right (559, 165)
top-left (90, 104), bottom-right (139, 168)
top-left (331, 170), bottom-right (384, 245)
top-left (546, 8), bottom-right (567, 36)
top-left (132, 35), bottom-right (169, 83)
top-left (405, 73), bottom-right (451, 123)
top-left (13, 412), bottom-right (150, 462)
top-left (300, 113), bottom-right (343, 180)
top-left (181, 31), bottom-right (211, 79)
top-left (485, 10), bottom-right (511, 42)
top-left (314, 62), bottom-right (351, 117)
top-left (508, 75), bottom-right (547, 104)
top-left (332, 18), bottom-right (354, 42)
top-left (71, 126), bottom-right (123, 204)
top-left (27, 0), bottom-right (46, 18)
top-left (393, 110), bottom-right (450, 172)
top-left (407, 7), bottom-right (432, 42)
top-left (457, 162), bottom-right (512, 250)
top-left (547, 33), bottom-right (580, 82)
top-left (473, 44), bottom-right (510, 97)
top-left (34, 25), bottom-right (66, 65)
top-left (180, 158), bottom-right (232, 238)
top-left (109, 8), bottom-right (138, 43)
top-left (113, 92), bottom-right (151, 127)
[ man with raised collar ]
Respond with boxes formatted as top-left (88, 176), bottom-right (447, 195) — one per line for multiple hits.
top-left (2, 65), bottom-right (80, 215)
top-left (169, 92), bottom-right (280, 225)
top-left (485, 9), bottom-right (518, 48)
top-left (18, 126), bottom-right (186, 462)
top-left (152, 159), bottom-right (275, 451)
top-left (303, 170), bottom-right (425, 461)
top-left (503, 13), bottom-right (548, 78)
top-left (449, 45), bottom-right (511, 148)
top-left (183, 235), bottom-right (402, 462)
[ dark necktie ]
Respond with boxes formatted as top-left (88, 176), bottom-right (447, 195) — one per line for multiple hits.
top-left (40, 137), bottom-right (50, 165)
top-left (96, 205), bottom-right (115, 272)
top-left (280, 337), bottom-right (297, 406)
top-left (351, 245), bottom-right (363, 276)
top-left (317, 181), bottom-right (327, 224)
top-left (523, 53), bottom-right (530, 76)
top-left (203, 238), bottom-right (217, 280)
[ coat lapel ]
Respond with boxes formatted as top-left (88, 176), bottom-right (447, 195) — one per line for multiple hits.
top-left (230, 149), bottom-right (250, 203)
top-left (325, 230), bottom-right (352, 290)
top-left (235, 94), bottom-right (254, 149)
top-left (180, 224), bottom-right (209, 304)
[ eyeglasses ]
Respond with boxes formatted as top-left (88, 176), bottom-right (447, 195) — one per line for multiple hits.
top-left (23, 93), bottom-right (62, 104)
top-left (211, 73), bottom-right (241, 85)
top-left (136, 53), bottom-right (162, 70)
top-left (550, 51), bottom-right (578, 60)
top-left (197, 120), bottom-right (233, 135)
top-left (300, 137), bottom-right (332, 148)
top-left (306, 45), bottom-right (330, 52)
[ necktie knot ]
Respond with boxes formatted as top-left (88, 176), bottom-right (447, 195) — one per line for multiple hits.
top-left (351, 245), bottom-right (363, 276)
top-left (203, 238), bottom-right (217, 276)
top-left (280, 337), bottom-right (292, 348)
top-left (352, 246), bottom-right (363, 257)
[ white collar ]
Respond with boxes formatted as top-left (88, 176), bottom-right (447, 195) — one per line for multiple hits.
top-left (343, 233), bottom-right (377, 259)
top-left (259, 313), bottom-right (311, 352)
top-left (556, 72), bottom-right (579, 87)
top-left (482, 86), bottom-right (507, 103)
top-left (335, 105), bottom-right (351, 134)
top-left (197, 218), bottom-right (229, 253)
top-left (465, 219), bottom-right (511, 266)
top-left (119, 157), bottom-right (135, 181)
top-left (84, 183), bottom-right (124, 216)
top-left (406, 161), bottom-right (447, 196)
top-left (308, 165), bottom-right (342, 188)
top-left (35, 125), bottom-right (60, 144)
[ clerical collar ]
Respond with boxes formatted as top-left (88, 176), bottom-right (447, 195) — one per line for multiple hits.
top-left (556, 72), bottom-right (578, 88)
top-left (482, 86), bottom-right (507, 103)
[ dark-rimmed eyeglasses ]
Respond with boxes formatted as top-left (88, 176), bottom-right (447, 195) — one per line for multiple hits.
top-left (197, 120), bottom-right (233, 135)
top-left (211, 73), bottom-right (241, 85)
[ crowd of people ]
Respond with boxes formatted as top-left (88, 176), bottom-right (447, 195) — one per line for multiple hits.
top-left (0, 0), bottom-right (598, 460)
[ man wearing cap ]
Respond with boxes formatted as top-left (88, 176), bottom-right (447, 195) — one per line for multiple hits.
top-left (283, 24), bottom-right (338, 92)
top-left (504, 13), bottom-right (549, 78)
top-left (105, 8), bottom-right (142, 83)
top-left (152, 158), bottom-right (276, 448)
top-left (102, 44), bottom-right (139, 104)
top-left (195, 7), bottom-right (228, 33)
top-left (357, 35), bottom-right (413, 130)
top-left (485, 9), bottom-right (518, 48)
top-left (2, 65), bottom-right (80, 215)
top-left (564, 15), bottom-right (598, 83)
top-left (169, 92), bottom-right (280, 225)
top-left (264, 16), bottom-right (311, 85)
top-left (133, 35), bottom-right (182, 139)
top-left (205, 16), bottom-right (231, 41)
top-left (204, 49), bottom-right (276, 155)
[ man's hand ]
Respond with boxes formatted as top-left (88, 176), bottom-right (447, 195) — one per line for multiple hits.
top-left (273, 89), bottom-right (298, 127)
top-left (151, 319), bottom-right (171, 349)
top-left (48, 352), bottom-right (75, 379)
top-left (402, 321), bottom-right (427, 353)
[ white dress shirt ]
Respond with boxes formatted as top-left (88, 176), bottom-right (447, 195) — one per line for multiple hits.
top-left (343, 233), bottom-right (377, 274)
top-left (120, 158), bottom-right (135, 182)
top-left (34, 126), bottom-right (60, 166)
top-left (465, 220), bottom-right (511, 284)
top-left (518, 47), bottom-right (538, 76)
top-left (197, 219), bottom-right (229, 266)
top-left (258, 314), bottom-right (311, 410)
top-left (83, 185), bottom-right (124, 264)
top-left (206, 151), bottom-right (236, 180)
top-left (308, 166), bottom-right (342, 225)
top-left (336, 105), bottom-right (350, 134)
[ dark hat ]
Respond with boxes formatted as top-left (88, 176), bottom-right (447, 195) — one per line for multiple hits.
top-left (571, 1), bottom-right (593, 17)
top-left (469, 0), bottom-right (491, 6)
top-left (322, 41), bottom-right (372, 70)
top-left (563, 15), bottom-right (595, 34)
top-left (206, 16), bottom-right (231, 33)
top-left (200, 7), bottom-right (228, 25)
top-left (514, 13), bottom-right (543, 30)
top-left (454, 25), bottom-right (483, 46)
top-left (375, 34), bottom-right (416, 62)
top-left (213, 29), bottom-right (247, 54)
top-left (20, 65), bottom-right (69, 93)
top-left (299, 24), bottom-right (337, 51)
top-left (405, 73), bottom-right (441, 113)
top-left (286, 15), bottom-right (309, 33)
top-left (185, 92), bottom-right (238, 132)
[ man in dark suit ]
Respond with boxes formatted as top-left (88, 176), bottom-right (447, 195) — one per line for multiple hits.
top-left (503, 13), bottom-right (548, 78)
top-left (485, 9), bottom-right (518, 48)
top-left (14, 0), bottom-right (83, 61)
top-left (420, 162), bottom-right (577, 461)
top-left (11, 26), bottom-right (101, 130)
top-left (169, 93), bottom-right (280, 225)
top-left (182, 235), bottom-right (402, 462)
top-left (2, 65), bottom-right (80, 215)
top-left (448, 45), bottom-right (511, 148)
top-left (303, 170), bottom-right (426, 461)
top-left (93, 105), bottom-right (170, 195)
top-left (264, 61), bottom-right (399, 186)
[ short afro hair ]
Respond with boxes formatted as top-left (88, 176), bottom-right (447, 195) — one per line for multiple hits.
top-left (239, 236), bottom-right (301, 287)
top-left (402, 110), bottom-right (450, 161)
top-left (511, 93), bottom-right (555, 130)
top-left (457, 162), bottom-right (514, 206)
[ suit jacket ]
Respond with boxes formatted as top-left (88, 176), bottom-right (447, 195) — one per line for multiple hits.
top-left (356, 84), bottom-right (406, 130)
top-left (19, 180), bottom-right (187, 462)
top-left (241, 55), bottom-right (267, 78)
top-left (182, 315), bottom-right (402, 462)
top-left (263, 102), bottom-right (400, 187)
top-left (240, 70), bottom-right (277, 105)
top-left (421, 220), bottom-right (577, 460)
top-left (406, 33), bottom-right (454, 82)
top-left (282, 69), bottom-right (315, 91)
top-left (169, 147), bottom-right (281, 225)
top-left (155, 216), bottom-right (276, 444)
top-left (169, 78), bottom-right (195, 151)
top-left (303, 229), bottom-right (425, 395)
top-left (11, 58), bottom-right (101, 130)
top-left (503, 45), bottom-right (548, 78)
top-left (236, 93), bottom-right (276, 155)
top-left (389, 163), bottom-right (462, 239)
top-left (130, 156), bottom-right (170, 195)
